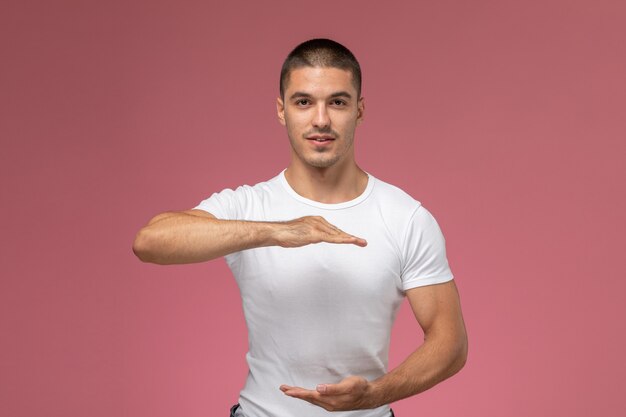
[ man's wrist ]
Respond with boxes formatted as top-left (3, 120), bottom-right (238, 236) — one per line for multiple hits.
top-left (364, 378), bottom-right (386, 409)
top-left (250, 221), bottom-right (281, 248)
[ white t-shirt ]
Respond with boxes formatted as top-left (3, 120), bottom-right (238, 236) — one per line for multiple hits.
top-left (195, 170), bottom-right (454, 417)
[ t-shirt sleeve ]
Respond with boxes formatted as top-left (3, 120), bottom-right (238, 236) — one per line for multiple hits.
top-left (193, 188), bottom-right (240, 220)
top-left (193, 187), bottom-right (248, 267)
top-left (400, 205), bottom-right (454, 291)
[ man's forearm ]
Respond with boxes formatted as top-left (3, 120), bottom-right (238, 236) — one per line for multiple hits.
top-left (132, 211), bottom-right (367, 265)
top-left (133, 212), bottom-right (274, 264)
top-left (368, 328), bottom-right (468, 408)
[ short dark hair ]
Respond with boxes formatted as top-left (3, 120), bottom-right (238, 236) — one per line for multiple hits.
top-left (280, 38), bottom-right (362, 99)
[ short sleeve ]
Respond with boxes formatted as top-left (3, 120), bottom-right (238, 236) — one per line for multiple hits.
top-left (194, 188), bottom-right (240, 220)
top-left (400, 205), bottom-right (454, 291)
top-left (193, 187), bottom-right (248, 267)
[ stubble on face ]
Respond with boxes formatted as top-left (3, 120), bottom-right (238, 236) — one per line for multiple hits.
top-left (285, 114), bottom-right (356, 169)
top-left (296, 126), bottom-right (343, 168)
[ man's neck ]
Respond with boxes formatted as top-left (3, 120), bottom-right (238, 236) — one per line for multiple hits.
top-left (284, 161), bottom-right (369, 204)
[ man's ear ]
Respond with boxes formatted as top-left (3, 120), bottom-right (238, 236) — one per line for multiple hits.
top-left (276, 97), bottom-right (286, 126)
top-left (357, 97), bottom-right (365, 124)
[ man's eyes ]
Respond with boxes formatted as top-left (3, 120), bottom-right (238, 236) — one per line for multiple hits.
top-left (294, 99), bottom-right (347, 106)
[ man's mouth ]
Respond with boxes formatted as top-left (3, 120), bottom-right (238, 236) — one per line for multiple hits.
top-left (307, 136), bottom-right (335, 142)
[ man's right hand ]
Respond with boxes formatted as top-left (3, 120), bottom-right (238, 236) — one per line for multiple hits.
top-left (270, 216), bottom-right (367, 248)
top-left (133, 211), bottom-right (366, 265)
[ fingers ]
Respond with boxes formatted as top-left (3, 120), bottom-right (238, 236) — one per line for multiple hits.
top-left (310, 217), bottom-right (367, 247)
top-left (277, 216), bottom-right (367, 248)
top-left (279, 376), bottom-right (370, 411)
top-left (280, 385), bottom-right (327, 410)
top-left (280, 385), bottom-right (319, 401)
top-left (279, 383), bottom-right (342, 396)
top-left (317, 376), bottom-right (361, 395)
top-left (316, 383), bottom-right (337, 395)
top-left (340, 235), bottom-right (368, 247)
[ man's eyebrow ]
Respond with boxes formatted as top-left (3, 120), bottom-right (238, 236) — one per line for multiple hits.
top-left (289, 92), bottom-right (312, 100)
top-left (330, 91), bottom-right (353, 99)
top-left (289, 91), bottom-right (353, 100)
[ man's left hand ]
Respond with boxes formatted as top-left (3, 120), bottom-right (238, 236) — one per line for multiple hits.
top-left (280, 376), bottom-right (376, 411)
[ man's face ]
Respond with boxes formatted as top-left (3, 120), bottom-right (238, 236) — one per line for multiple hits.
top-left (277, 66), bottom-right (364, 170)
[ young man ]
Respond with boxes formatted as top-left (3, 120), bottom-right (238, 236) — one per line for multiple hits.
top-left (133, 39), bottom-right (467, 417)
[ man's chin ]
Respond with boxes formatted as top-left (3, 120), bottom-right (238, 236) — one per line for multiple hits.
top-left (305, 157), bottom-right (340, 169)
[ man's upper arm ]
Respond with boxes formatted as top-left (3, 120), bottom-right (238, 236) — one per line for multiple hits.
top-left (146, 209), bottom-right (216, 226)
top-left (406, 280), bottom-right (466, 339)
top-left (398, 280), bottom-right (468, 392)
top-left (185, 209), bottom-right (217, 218)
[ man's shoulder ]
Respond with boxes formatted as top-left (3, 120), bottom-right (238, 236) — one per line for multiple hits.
top-left (194, 172), bottom-right (284, 219)
top-left (216, 171), bottom-right (283, 196)
top-left (370, 174), bottom-right (422, 212)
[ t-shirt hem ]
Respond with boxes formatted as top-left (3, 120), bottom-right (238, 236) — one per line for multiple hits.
top-left (402, 273), bottom-right (454, 291)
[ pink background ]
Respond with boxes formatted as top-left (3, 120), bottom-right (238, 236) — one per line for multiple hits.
top-left (2, 0), bottom-right (625, 416)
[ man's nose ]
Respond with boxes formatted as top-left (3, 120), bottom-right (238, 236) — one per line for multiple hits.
top-left (312, 104), bottom-right (330, 129)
